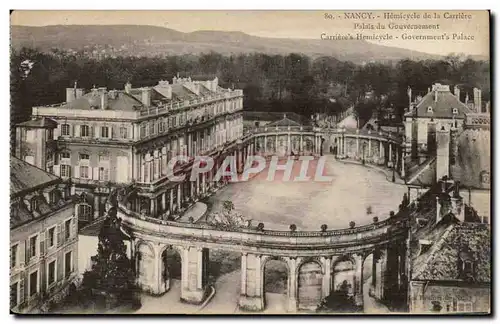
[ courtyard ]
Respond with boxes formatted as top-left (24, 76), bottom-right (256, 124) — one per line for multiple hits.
top-left (206, 156), bottom-right (407, 231)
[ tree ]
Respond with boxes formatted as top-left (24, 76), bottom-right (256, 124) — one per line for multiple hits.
top-left (81, 207), bottom-right (139, 309)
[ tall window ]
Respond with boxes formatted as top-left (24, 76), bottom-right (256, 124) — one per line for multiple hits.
top-left (100, 126), bottom-right (110, 138)
top-left (80, 125), bottom-right (90, 137)
top-left (80, 166), bottom-right (89, 179)
top-left (119, 127), bottom-right (128, 139)
top-left (10, 244), bottom-right (17, 269)
top-left (65, 251), bottom-right (72, 279)
top-left (159, 121), bottom-right (165, 133)
top-left (48, 227), bottom-right (55, 248)
top-left (78, 204), bottom-right (92, 222)
top-left (10, 282), bottom-right (18, 309)
top-left (140, 124), bottom-right (146, 138)
top-left (29, 236), bottom-right (37, 259)
top-left (29, 271), bottom-right (38, 297)
top-left (98, 167), bottom-right (109, 181)
top-left (60, 165), bottom-right (71, 177)
top-left (65, 219), bottom-right (71, 240)
top-left (149, 122), bottom-right (155, 136)
top-left (47, 260), bottom-right (56, 286)
top-left (61, 124), bottom-right (70, 136)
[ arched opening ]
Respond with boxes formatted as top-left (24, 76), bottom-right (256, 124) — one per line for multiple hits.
top-left (263, 258), bottom-right (288, 312)
top-left (297, 261), bottom-right (323, 310)
top-left (321, 257), bottom-right (357, 312)
top-left (161, 246), bottom-right (182, 294)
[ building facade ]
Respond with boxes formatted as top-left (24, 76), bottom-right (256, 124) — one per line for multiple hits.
top-left (14, 76), bottom-right (244, 227)
top-left (10, 157), bottom-right (78, 313)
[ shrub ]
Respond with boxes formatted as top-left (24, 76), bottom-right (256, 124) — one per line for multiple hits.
top-left (373, 216), bottom-right (379, 223)
top-left (257, 223), bottom-right (265, 231)
top-left (349, 221), bottom-right (355, 229)
top-left (321, 224), bottom-right (328, 232)
top-left (289, 224), bottom-right (297, 232)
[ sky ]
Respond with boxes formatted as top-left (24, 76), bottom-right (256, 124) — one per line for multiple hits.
top-left (10, 10), bottom-right (490, 57)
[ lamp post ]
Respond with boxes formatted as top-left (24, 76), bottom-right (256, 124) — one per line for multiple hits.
top-left (362, 142), bottom-right (366, 165)
top-left (392, 147), bottom-right (396, 183)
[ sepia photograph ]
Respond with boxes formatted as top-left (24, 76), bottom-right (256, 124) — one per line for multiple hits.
top-left (8, 9), bottom-right (491, 315)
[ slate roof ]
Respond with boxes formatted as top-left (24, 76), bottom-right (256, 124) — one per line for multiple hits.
top-left (17, 117), bottom-right (58, 128)
top-left (405, 85), bottom-right (472, 119)
top-left (408, 182), bottom-right (491, 283)
top-left (58, 91), bottom-right (143, 111)
top-left (267, 116), bottom-right (302, 127)
top-left (10, 156), bottom-right (60, 197)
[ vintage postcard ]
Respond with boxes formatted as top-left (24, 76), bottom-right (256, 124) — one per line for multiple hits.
top-left (9, 10), bottom-right (491, 315)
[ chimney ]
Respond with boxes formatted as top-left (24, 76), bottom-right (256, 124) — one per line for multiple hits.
top-left (427, 119), bottom-right (437, 154)
top-left (450, 126), bottom-right (458, 165)
top-left (213, 77), bottom-right (219, 91)
top-left (473, 87), bottom-right (482, 113)
top-left (436, 126), bottom-right (450, 180)
top-left (434, 89), bottom-right (438, 102)
top-left (98, 87), bottom-right (108, 110)
top-left (66, 88), bottom-right (76, 103)
top-left (125, 82), bottom-right (132, 94)
top-left (157, 80), bottom-right (172, 99)
top-left (411, 117), bottom-right (418, 161)
top-left (454, 85), bottom-right (460, 101)
top-left (141, 88), bottom-right (151, 107)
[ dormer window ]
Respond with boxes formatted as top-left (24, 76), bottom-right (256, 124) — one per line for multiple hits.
top-left (427, 106), bottom-right (433, 113)
top-left (452, 108), bottom-right (458, 115)
top-left (31, 197), bottom-right (38, 212)
top-left (459, 252), bottom-right (476, 280)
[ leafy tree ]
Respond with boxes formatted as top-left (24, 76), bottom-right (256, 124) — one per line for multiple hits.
top-left (81, 207), bottom-right (139, 309)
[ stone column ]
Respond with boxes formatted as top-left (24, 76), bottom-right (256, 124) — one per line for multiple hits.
top-left (238, 253), bottom-right (264, 311)
top-left (321, 256), bottom-right (332, 298)
top-left (300, 135), bottom-right (303, 153)
top-left (169, 189), bottom-right (174, 213)
top-left (287, 133), bottom-right (291, 154)
top-left (356, 136), bottom-right (360, 158)
top-left (353, 253), bottom-right (364, 306)
top-left (264, 135), bottom-right (267, 152)
top-left (240, 253), bottom-right (247, 295)
top-left (375, 248), bottom-right (387, 300)
top-left (287, 257), bottom-right (298, 312)
top-left (177, 184), bottom-right (182, 211)
top-left (275, 135), bottom-right (278, 153)
top-left (150, 198), bottom-right (156, 217)
top-left (389, 143), bottom-right (393, 162)
top-left (368, 138), bottom-right (372, 159)
top-left (379, 141), bottom-right (383, 159)
top-left (180, 246), bottom-right (209, 304)
top-left (201, 172), bottom-right (206, 194)
top-left (93, 194), bottom-right (100, 219)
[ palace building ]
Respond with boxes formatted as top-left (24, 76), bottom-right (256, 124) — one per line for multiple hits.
top-left (14, 76), bottom-right (244, 226)
top-left (10, 156), bottom-right (78, 313)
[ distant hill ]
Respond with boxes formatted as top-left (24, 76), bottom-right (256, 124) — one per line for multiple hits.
top-left (11, 24), bottom-right (441, 63)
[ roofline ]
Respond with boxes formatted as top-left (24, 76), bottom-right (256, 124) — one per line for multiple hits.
top-left (10, 200), bottom-right (74, 231)
top-left (10, 156), bottom-right (62, 197)
top-left (410, 279), bottom-right (490, 288)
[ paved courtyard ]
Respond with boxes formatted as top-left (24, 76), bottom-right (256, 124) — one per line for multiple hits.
top-left (207, 156), bottom-right (407, 230)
